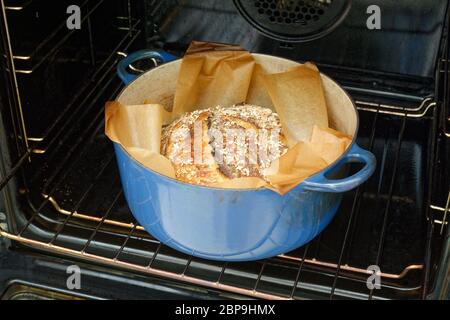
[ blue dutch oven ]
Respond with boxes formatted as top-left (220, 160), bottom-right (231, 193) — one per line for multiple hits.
top-left (112, 49), bottom-right (376, 261)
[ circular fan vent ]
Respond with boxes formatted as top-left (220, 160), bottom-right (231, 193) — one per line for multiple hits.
top-left (234, 0), bottom-right (351, 42)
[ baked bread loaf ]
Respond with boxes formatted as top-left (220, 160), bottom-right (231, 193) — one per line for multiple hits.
top-left (161, 104), bottom-right (288, 186)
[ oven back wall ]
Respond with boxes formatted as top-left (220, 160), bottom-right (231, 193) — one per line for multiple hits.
top-left (156, 0), bottom-right (447, 79)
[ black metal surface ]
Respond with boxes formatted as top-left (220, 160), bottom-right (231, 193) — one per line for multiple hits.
top-left (233, 0), bottom-right (351, 42)
top-left (159, 0), bottom-right (447, 80)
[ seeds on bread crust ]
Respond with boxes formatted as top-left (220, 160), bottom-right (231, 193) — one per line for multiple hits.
top-left (161, 104), bottom-right (288, 186)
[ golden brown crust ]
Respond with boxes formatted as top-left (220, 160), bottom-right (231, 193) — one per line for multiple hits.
top-left (161, 104), bottom-right (288, 186)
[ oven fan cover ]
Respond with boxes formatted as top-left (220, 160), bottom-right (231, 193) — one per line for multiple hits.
top-left (234, 0), bottom-right (352, 42)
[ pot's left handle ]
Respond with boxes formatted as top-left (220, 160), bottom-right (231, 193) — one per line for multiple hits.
top-left (117, 49), bottom-right (178, 85)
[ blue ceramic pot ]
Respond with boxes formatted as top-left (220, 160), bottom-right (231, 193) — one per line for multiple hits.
top-left (113, 49), bottom-right (376, 261)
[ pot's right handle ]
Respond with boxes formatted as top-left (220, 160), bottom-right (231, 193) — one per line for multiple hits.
top-left (117, 49), bottom-right (178, 85)
top-left (303, 144), bottom-right (376, 193)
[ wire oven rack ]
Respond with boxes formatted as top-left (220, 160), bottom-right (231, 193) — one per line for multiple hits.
top-left (0, 0), bottom-right (449, 300)
top-left (0, 95), bottom-right (445, 300)
top-left (0, 0), bottom-right (140, 190)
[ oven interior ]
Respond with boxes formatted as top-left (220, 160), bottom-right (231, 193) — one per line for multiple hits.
top-left (0, 0), bottom-right (449, 300)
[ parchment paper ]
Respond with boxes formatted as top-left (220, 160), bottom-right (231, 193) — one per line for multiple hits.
top-left (105, 41), bottom-right (352, 195)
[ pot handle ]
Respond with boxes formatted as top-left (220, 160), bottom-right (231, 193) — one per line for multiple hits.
top-left (303, 144), bottom-right (376, 193)
top-left (117, 49), bottom-right (178, 85)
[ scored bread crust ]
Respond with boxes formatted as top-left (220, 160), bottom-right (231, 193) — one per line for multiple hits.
top-left (161, 104), bottom-right (288, 186)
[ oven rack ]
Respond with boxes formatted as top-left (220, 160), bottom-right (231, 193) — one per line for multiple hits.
top-left (40, 180), bottom-right (441, 284)
top-left (3, 0), bottom-right (137, 72)
top-left (3, 0), bottom-right (100, 74)
top-left (0, 96), bottom-right (442, 300)
top-left (27, 19), bottom-right (141, 151)
top-left (4, 0), bottom-right (32, 11)
top-left (0, 0), bottom-right (140, 191)
top-left (31, 193), bottom-right (430, 282)
top-left (355, 98), bottom-right (436, 118)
